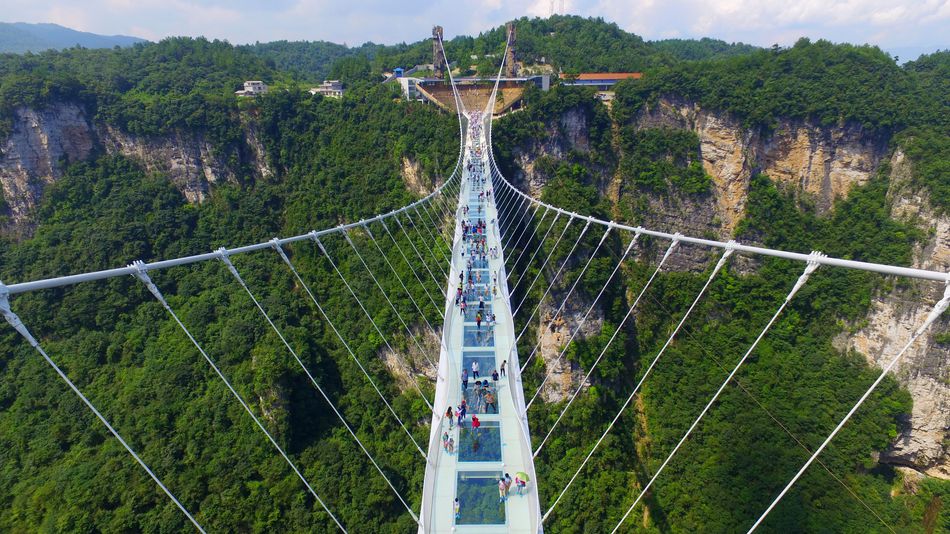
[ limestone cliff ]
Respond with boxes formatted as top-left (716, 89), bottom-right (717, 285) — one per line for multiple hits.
top-left (632, 97), bottom-right (888, 236)
top-left (0, 102), bottom-right (271, 234)
top-left (0, 104), bottom-right (95, 232)
top-left (837, 149), bottom-right (950, 478)
top-left (500, 98), bottom-right (948, 479)
top-left (535, 292), bottom-right (602, 403)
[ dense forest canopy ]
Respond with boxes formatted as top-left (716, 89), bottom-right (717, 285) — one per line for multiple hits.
top-left (0, 14), bottom-right (948, 533)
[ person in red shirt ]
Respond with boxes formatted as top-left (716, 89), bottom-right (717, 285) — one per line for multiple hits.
top-left (471, 415), bottom-right (481, 437)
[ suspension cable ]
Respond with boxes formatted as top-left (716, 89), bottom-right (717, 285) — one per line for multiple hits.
top-left (417, 203), bottom-right (453, 254)
top-left (530, 234), bottom-right (640, 456)
top-left (395, 216), bottom-right (448, 295)
top-left (508, 207), bottom-right (550, 282)
top-left (747, 279), bottom-right (950, 533)
top-left (514, 220), bottom-right (592, 343)
top-left (131, 263), bottom-right (345, 530)
top-left (342, 229), bottom-right (438, 372)
top-left (215, 249), bottom-right (420, 524)
top-left (513, 216), bottom-right (574, 315)
top-left (505, 203), bottom-right (544, 274)
top-left (603, 240), bottom-right (900, 534)
top-left (314, 237), bottom-right (435, 411)
top-left (0, 282), bottom-right (207, 534)
top-left (539, 238), bottom-right (682, 519)
top-left (405, 209), bottom-right (450, 278)
top-left (380, 219), bottom-right (443, 316)
top-left (499, 193), bottom-right (526, 239)
top-left (521, 226), bottom-right (612, 376)
top-left (503, 197), bottom-right (535, 257)
top-left (509, 210), bottom-right (561, 294)
top-left (609, 254), bottom-right (823, 533)
top-left (415, 204), bottom-right (453, 261)
top-left (362, 226), bottom-right (440, 335)
top-left (270, 240), bottom-right (427, 460)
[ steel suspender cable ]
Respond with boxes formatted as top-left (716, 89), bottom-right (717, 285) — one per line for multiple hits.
top-left (395, 216), bottom-right (447, 295)
top-left (506, 204), bottom-right (542, 272)
top-left (362, 227), bottom-right (440, 336)
top-left (513, 216), bottom-right (574, 315)
top-left (405, 209), bottom-right (450, 278)
top-left (270, 241), bottom-right (427, 460)
top-left (314, 238), bottom-right (435, 412)
top-left (502, 195), bottom-right (529, 245)
top-left (215, 249), bottom-right (421, 525)
top-left (508, 207), bottom-right (550, 282)
top-left (130, 264), bottom-right (344, 531)
top-left (539, 238), bottom-right (682, 519)
top-left (0, 282), bottom-right (207, 534)
top-left (381, 219), bottom-right (443, 316)
top-left (515, 220), bottom-right (592, 343)
top-left (496, 180), bottom-right (520, 225)
top-left (503, 198), bottom-right (534, 256)
top-left (497, 191), bottom-right (521, 236)
top-left (418, 203), bottom-right (452, 254)
top-left (521, 226), bottom-right (612, 377)
top-left (342, 229), bottom-right (438, 372)
top-left (531, 234), bottom-right (640, 456)
top-left (747, 279), bottom-right (950, 533)
top-left (608, 243), bottom-right (899, 533)
top-left (416, 204), bottom-right (454, 267)
top-left (511, 211), bottom-right (561, 294)
top-left (610, 254), bottom-right (823, 533)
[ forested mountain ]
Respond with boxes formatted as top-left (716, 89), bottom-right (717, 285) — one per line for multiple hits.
top-left (0, 15), bottom-right (949, 533)
top-left (242, 15), bottom-right (759, 81)
top-left (491, 38), bottom-right (950, 533)
top-left (0, 22), bottom-right (145, 54)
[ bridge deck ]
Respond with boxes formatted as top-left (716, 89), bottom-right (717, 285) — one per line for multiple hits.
top-left (420, 114), bottom-right (541, 533)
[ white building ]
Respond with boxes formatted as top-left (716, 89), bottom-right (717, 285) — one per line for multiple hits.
top-left (235, 81), bottom-right (268, 97)
top-left (397, 77), bottom-right (425, 102)
top-left (309, 80), bottom-right (344, 99)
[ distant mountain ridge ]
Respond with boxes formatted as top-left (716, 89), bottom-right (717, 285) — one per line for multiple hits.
top-left (0, 22), bottom-right (145, 54)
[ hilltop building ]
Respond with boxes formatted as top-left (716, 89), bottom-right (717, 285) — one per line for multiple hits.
top-left (235, 80), bottom-right (268, 97)
top-left (559, 72), bottom-right (642, 101)
top-left (309, 80), bottom-right (344, 99)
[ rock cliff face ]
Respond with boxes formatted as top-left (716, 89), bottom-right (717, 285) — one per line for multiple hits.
top-left (837, 150), bottom-right (950, 479)
top-left (0, 102), bottom-right (271, 234)
top-left (501, 99), bottom-right (949, 479)
top-left (632, 97), bottom-right (888, 236)
top-left (0, 104), bottom-right (95, 231)
top-left (535, 294), bottom-right (602, 403)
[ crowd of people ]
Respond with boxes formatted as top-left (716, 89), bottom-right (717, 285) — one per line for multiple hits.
top-left (445, 112), bottom-right (530, 524)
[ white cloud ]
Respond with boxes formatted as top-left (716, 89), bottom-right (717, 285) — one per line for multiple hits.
top-left (0, 0), bottom-right (946, 59)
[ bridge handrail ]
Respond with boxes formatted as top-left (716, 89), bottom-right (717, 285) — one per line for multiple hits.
top-left (3, 171), bottom-right (461, 295)
top-left (480, 63), bottom-right (948, 283)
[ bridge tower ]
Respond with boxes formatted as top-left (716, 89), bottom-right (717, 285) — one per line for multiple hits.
top-left (505, 22), bottom-right (518, 78)
top-left (432, 26), bottom-right (447, 80)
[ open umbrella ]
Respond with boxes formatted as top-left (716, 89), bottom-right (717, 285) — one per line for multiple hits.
top-left (515, 471), bottom-right (530, 482)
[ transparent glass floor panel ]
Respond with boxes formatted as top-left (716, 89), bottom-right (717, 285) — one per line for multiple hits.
top-left (462, 287), bottom-right (491, 302)
top-left (465, 303), bottom-right (492, 321)
top-left (464, 325), bottom-right (494, 346)
top-left (456, 471), bottom-right (505, 525)
top-left (458, 421), bottom-right (502, 462)
top-left (463, 382), bottom-right (499, 414)
top-left (462, 352), bottom-right (496, 381)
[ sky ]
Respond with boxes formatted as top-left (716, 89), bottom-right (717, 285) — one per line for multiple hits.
top-left (4, 0), bottom-right (949, 60)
